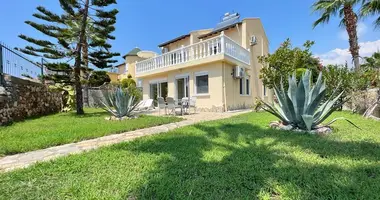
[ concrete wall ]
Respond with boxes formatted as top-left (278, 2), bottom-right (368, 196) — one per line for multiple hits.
top-left (0, 75), bottom-right (62, 125)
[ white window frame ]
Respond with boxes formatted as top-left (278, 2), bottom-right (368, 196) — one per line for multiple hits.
top-left (245, 76), bottom-right (251, 96)
top-left (194, 71), bottom-right (209, 96)
top-left (175, 73), bottom-right (190, 100)
top-left (240, 73), bottom-right (251, 96)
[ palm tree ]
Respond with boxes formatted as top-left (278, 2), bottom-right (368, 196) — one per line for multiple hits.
top-left (362, 52), bottom-right (380, 69)
top-left (312, 0), bottom-right (362, 70)
top-left (361, 0), bottom-right (380, 28)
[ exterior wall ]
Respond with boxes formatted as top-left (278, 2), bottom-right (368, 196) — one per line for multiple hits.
top-left (200, 24), bottom-right (243, 46)
top-left (141, 62), bottom-right (225, 112)
top-left (223, 62), bottom-right (254, 110)
top-left (163, 37), bottom-right (190, 52)
top-left (107, 72), bottom-right (119, 82)
top-left (119, 55), bottom-right (145, 80)
top-left (190, 29), bottom-right (212, 44)
top-left (0, 75), bottom-right (62, 125)
top-left (243, 18), bottom-right (273, 103)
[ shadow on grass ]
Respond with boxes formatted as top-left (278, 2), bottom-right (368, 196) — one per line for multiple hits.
top-left (112, 122), bottom-right (380, 199)
top-left (61, 110), bottom-right (108, 118)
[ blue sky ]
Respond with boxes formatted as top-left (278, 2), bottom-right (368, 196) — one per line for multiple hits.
top-left (0, 0), bottom-right (379, 66)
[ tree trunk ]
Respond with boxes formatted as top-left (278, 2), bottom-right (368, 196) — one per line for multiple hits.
top-left (83, 38), bottom-right (89, 107)
top-left (343, 5), bottom-right (360, 71)
top-left (74, 0), bottom-right (90, 115)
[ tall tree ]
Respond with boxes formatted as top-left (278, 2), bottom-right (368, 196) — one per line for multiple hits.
top-left (361, 0), bottom-right (380, 27)
top-left (312, 0), bottom-right (362, 70)
top-left (17, 0), bottom-right (119, 114)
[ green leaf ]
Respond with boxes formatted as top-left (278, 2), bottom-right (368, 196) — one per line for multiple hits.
top-left (302, 115), bottom-right (314, 131)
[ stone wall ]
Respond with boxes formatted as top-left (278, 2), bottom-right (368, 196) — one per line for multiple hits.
top-left (0, 75), bottom-right (62, 125)
top-left (344, 88), bottom-right (380, 117)
top-left (87, 88), bottom-right (106, 107)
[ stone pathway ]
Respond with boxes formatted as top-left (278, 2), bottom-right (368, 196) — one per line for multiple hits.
top-left (0, 110), bottom-right (250, 172)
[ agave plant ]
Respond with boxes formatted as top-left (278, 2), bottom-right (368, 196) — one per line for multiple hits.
top-left (261, 70), bottom-right (359, 131)
top-left (101, 86), bottom-right (138, 119)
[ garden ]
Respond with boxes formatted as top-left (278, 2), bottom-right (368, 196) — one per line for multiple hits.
top-left (0, 108), bottom-right (180, 156)
top-left (1, 111), bottom-right (379, 199)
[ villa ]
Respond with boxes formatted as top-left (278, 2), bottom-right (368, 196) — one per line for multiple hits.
top-left (117, 13), bottom-right (273, 112)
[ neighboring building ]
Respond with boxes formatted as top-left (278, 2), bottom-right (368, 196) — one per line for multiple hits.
top-left (119, 12), bottom-right (273, 112)
top-left (107, 71), bottom-right (119, 82)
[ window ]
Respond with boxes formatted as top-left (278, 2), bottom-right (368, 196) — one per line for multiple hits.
top-left (246, 78), bottom-right (250, 95)
top-left (239, 75), bottom-right (251, 96)
top-left (263, 85), bottom-right (267, 96)
top-left (195, 72), bottom-right (209, 94)
top-left (239, 78), bottom-right (243, 95)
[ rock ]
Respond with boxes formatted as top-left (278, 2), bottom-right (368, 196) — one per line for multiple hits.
top-left (268, 121), bottom-right (332, 135)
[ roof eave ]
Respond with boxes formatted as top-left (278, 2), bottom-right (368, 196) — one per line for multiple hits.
top-left (158, 34), bottom-right (191, 48)
top-left (198, 22), bottom-right (242, 39)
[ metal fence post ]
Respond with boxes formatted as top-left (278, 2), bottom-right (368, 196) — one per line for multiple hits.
top-left (0, 44), bottom-right (4, 86)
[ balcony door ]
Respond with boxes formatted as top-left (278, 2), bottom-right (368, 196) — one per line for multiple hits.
top-left (176, 75), bottom-right (189, 101)
top-left (149, 80), bottom-right (168, 106)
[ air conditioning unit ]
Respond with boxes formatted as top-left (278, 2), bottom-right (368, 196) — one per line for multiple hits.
top-left (234, 66), bottom-right (244, 79)
top-left (250, 35), bottom-right (257, 46)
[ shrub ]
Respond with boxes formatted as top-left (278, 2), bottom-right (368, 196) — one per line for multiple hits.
top-left (100, 87), bottom-right (138, 118)
top-left (259, 39), bottom-right (321, 89)
top-left (260, 70), bottom-right (359, 131)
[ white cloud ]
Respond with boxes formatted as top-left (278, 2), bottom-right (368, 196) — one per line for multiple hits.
top-left (316, 40), bottom-right (380, 67)
top-left (338, 22), bottom-right (367, 40)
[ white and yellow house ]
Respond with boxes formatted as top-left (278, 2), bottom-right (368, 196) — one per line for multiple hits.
top-left (117, 13), bottom-right (273, 112)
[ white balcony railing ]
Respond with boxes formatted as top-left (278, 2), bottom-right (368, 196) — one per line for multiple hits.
top-left (136, 33), bottom-right (251, 75)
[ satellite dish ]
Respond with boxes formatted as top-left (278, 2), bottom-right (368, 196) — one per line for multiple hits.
top-left (137, 51), bottom-right (157, 59)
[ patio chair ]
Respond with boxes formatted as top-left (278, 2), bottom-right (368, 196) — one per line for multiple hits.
top-left (136, 99), bottom-right (154, 111)
top-left (135, 100), bottom-right (146, 111)
top-left (157, 97), bottom-right (167, 115)
top-left (189, 97), bottom-right (197, 114)
top-left (166, 97), bottom-right (178, 115)
top-left (181, 97), bottom-right (190, 114)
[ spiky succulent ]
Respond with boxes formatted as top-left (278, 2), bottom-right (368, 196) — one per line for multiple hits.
top-left (261, 70), bottom-right (359, 131)
top-left (101, 87), bottom-right (138, 118)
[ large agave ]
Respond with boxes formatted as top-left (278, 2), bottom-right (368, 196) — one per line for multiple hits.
top-left (261, 70), bottom-right (359, 131)
top-left (101, 87), bottom-right (138, 118)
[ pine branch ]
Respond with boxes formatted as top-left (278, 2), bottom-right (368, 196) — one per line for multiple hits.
top-left (25, 21), bottom-right (60, 37)
top-left (18, 34), bottom-right (54, 47)
top-left (96, 9), bottom-right (118, 20)
top-left (34, 6), bottom-right (64, 23)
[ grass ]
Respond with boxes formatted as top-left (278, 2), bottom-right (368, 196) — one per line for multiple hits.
top-left (0, 108), bottom-right (181, 156)
top-left (1, 111), bottom-right (380, 199)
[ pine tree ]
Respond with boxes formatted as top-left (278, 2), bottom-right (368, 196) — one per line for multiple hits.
top-left (17, 0), bottom-right (119, 114)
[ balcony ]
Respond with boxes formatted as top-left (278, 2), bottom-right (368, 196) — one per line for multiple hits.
top-left (135, 33), bottom-right (251, 77)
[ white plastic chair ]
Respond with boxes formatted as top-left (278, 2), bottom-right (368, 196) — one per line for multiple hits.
top-left (157, 97), bottom-right (167, 115)
top-left (189, 97), bottom-right (197, 114)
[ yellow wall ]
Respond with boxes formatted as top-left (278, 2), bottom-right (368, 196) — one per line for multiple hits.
top-left (142, 62), bottom-right (224, 111)
top-left (107, 72), bottom-right (120, 82)
top-left (119, 55), bottom-right (145, 80)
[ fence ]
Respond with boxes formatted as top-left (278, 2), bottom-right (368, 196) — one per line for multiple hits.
top-left (0, 42), bottom-right (44, 85)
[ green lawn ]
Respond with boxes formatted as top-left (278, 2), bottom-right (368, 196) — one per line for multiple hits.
top-left (1, 111), bottom-right (380, 199)
top-left (0, 108), bottom-right (181, 156)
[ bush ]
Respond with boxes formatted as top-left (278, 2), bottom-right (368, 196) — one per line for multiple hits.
top-left (259, 39), bottom-right (321, 89)
top-left (88, 71), bottom-right (111, 87)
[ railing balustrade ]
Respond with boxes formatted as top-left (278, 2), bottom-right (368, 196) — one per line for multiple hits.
top-left (136, 33), bottom-right (250, 75)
